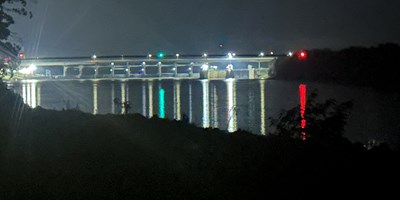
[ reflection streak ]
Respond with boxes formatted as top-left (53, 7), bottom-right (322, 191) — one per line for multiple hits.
top-left (226, 79), bottom-right (237, 132)
top-left (211, 84), bottom-right (218, 128)
top-left (93, 83), bottom-right (98, 114)
top-left (111, 83), bottom-right (115, 114)
top-left (37, 83), bottom-right (41, 107)
top-left (22, 83), bottom-right (27, 104)
top-left (260, 80), bottom-right (266, 135)
top-left (148, 81), bottom-right (153, 117)
top-left (31, 82), bottom-right (37, 108)
top-left (201, 80), bottom-right (210, 128)
top-left (174, 81), bottom-right (181, 120)
top-left (142, 81), bottom-right (147, 117)
top-left (189, 83), bottom-right (193, 123)
top-left (27, 83), bottom-right (31, 107)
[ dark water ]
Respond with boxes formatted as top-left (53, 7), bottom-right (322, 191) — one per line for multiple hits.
top-left (8, 79), bottom-right (400, 145)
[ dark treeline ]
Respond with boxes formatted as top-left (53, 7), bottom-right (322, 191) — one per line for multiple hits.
top-left (0, 81), bottom-right (399, 199)
top-left (275, 43), bottom-right (400, 91)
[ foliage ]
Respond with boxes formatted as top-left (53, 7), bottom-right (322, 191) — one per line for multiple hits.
top-left (270, 91), bottom-right (353, 144)
top-left (0, 0), bottom-right (32, 56)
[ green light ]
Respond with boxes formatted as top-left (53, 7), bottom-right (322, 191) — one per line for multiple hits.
top-left (159, 88), bottom-right (165, 118)
top-left (157, 52), bottom-right (165, 59)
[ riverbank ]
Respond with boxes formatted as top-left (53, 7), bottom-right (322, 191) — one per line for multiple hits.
top-left (0, 80), bottom-right (398, 199)
top-left (275, 43), bottom-right (400, 92)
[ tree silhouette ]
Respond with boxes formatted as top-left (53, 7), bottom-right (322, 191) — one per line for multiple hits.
top-left (0, 0), bottom-right (32, 56)
top-left (270, 92), bottom-right (353, 143)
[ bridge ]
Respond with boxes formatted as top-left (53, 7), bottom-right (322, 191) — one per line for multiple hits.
top-left (13, 53), bottom-right (283, 80)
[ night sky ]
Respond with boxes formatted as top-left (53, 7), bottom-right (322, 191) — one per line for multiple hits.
top-left (10, 0), bottom-right (400, 57)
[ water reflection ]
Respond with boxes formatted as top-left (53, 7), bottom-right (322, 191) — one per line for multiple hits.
top-left (21, 81), bottom-right (40, 109)
top-left (174, 81), bottom-right (181, 120)
top-left (27, 83), bottom-right (31, 107)
top-left (226, 79), bottom-right (237, 132)
top-left (93, 83), bottom-right (98, 114)
top-left (111, 83), bottom-right (115, 114)
top-left (12, 79), bottom-right (400, 143)
top-left (260, 80), bottom-right (266, 135)
top-left (148, 81), bottom-right (153, 117)
top-left (142, 81), bottom-right (146, 117)
top-left (211, 84), bottom-right (218, 128)
top-left (22, 83), bottom-right (26, 104)
top-left (159, 87), bottom-right (165, 118)
top-left (201, 80), bottom-right (210, 128)
top-left (37, 83), bottom-right (41, 107)
top-left (15, 79), bottom-right (266, 134)
top-left (188, 82), bottom-right (193, 123)
top-left (299, 84), bottom-right (307, 140)
top-left (121, 82), bottom-right (126, 114)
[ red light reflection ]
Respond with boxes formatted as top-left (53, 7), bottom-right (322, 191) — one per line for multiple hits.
top-left (299, 84), bottom-right (307, 140)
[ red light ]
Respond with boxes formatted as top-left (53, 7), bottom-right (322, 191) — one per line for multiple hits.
top-left (298, 51), bottom-right (307, 59)
top-left (18, 53), bottom-right (24, 58)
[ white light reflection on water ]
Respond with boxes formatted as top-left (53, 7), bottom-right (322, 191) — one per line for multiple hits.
top-left (10, 79), bottom-right (400, 146)
top-left (142, 81), bottom-right (147, 117)
top-left (201, 80), bottom-right (210, 128)
top-left (20, 81), bottom-right (40, 108)
top-left (111, 83), bottom-right (115, 114)
top-left (211, 83), bottom-right (218, 128)
top-left (37, 83), bottom-right (41, 107)
top-left (260, 80), bottom-right (266, 135)
top-left (226, 79), bottom-right (237, 132)
top-left (31, 81), bottom-right (37, 108)
top-left (27, 83), bottom-right (31, 107)
top-left (93, 83), bottom-right (98, 114)
top-left (188, 82), bottom-right (193, 123)
top-left (148, 81), bottom-right (153, 117)
top-left (22, 83), bottom-right (27, 104)
top-left (174, 81), bottom-right (181, 121)
top-left (121, 82), bottom-right (126, 114)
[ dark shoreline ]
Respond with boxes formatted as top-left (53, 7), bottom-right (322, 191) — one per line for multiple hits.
top-left (274, 43), bottom-right (400, 93)
top-left (1, 80), bottom-right (399, 199)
